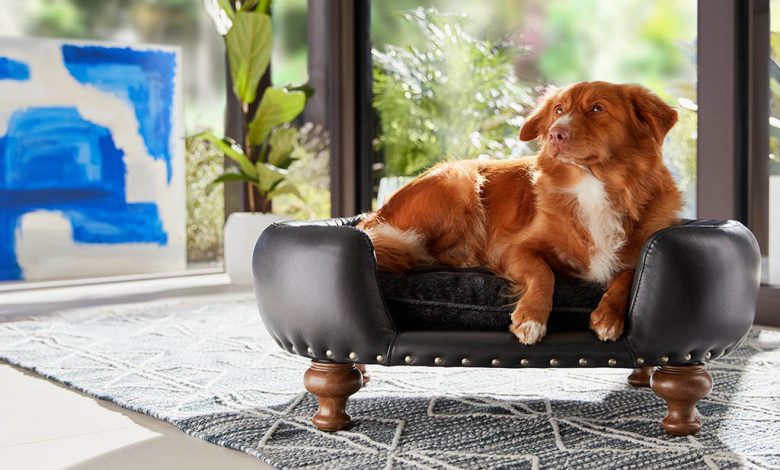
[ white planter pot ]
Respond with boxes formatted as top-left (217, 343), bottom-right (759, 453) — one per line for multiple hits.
top-left (224, 212), bottom-right (286, 285)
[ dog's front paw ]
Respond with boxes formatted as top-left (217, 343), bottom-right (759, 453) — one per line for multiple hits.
top-left (589, 304), bottom-right (625, 341)
top-left (510, 318), bottom-right (548, 345)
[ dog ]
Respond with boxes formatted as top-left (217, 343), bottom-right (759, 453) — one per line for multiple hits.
top-left (358, 81), bottom-right (682, 344)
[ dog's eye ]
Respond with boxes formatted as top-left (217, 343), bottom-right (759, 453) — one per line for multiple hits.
top-left (591, 104), bottom-right (605, 113)
top-left (555, 105), bottom-right (564, 115)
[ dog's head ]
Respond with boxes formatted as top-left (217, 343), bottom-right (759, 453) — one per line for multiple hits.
top-left (519, 82), bottom-right (677, 166)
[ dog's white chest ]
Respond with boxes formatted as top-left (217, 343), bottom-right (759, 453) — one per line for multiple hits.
top-left (566, 173), bottom-right (625, 284)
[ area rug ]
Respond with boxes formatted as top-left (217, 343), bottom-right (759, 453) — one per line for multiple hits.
top-left (1, 295), bottom-right (779, 469)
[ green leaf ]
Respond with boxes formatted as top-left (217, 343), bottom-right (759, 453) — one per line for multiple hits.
top-left (266, 181), bottom-right (302, 201)
top-left (207, 171), bottom-right (251, 193)
top-left (255, 161), bottom-right (286, 192)
top-left (226, 11), bottom-right (271, 104)
top-left (247, 88), bottom-right (306, 145)
top-left (195, 131), bottom-right (257, 179)
top-left (267, 127), bottom-right (299, 169)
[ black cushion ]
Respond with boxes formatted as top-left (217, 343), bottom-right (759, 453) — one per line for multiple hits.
top-left (378, 267), bottom-right (605, 332)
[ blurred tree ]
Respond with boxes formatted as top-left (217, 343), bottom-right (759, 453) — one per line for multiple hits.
top-left (373, 8), bottom-right (535, 176)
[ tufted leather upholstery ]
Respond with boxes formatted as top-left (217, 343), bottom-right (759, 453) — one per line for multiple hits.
top-left (253, 218), bottom-right (760, 369)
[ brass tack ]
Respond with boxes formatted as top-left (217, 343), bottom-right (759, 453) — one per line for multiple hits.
top-left (348, 352), bottom-right (358, 361)
top-left (404, 355), bottom-right (414, 364)
top-left (434, 357), bottom-right (444, 365)
top-left (520, 358), bottom-right (529, 367)
top-left (306, 347), bottom-right (313, 356)
top-left (325, 349), bottom-right (334, 358)
top-left (608, 358), bottom-right (617, 367)
top-left (660, 355), bottom-right (669, 364)
top-left (636, 357), bottom-right (645, 365)
top-left (684, 353), bottom-right (692, 361)
top-left (491, 358), bottom-right (501, 367)
top-left (461, 358), bottom-right (472, 366)
top-left (376, 354), bottom-right (385, 363)
top-left (579, 358), bottom-right (588, 366)
top-left (549, 358), bottom-right (559, 367)
top-left (704, 351), bottom-right (712, 360)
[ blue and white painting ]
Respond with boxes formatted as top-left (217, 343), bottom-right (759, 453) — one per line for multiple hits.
top-left (0, 38), bottom-right (185, 282)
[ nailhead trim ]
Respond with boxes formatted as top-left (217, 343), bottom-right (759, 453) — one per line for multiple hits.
top-left (579, 358), bottom-right (588, 366)
top-left (491, 358), bottom-right (501, 367)
top-left (549, 358), bottom-right (559, 367)
top-left (520, 358), bottom-right (529, 367)
top-left (348, 352), bottom-right (358, 361)
top-left (376, 354), bottom-right (385, 363)
top-left (684, 353), bottom-right (692, 361)
top-left (404, 355), bottom-right (414, 364)
top-left (434, 357), bottom-right (444, 365)
top-left (608, 358), bottom-right (617, 367)
top-left (704, 351), bottom-right (712, 360)
top-left (462, 358), bottom-right (472, 366)
top-left (636, 357), bottom-right (645, 365)
top-left (660, 355), bottom-right (669, 363)
top-left (325, 349), bottom-right (334, 358)
top-left (306, 347), bottom-right (313, 356)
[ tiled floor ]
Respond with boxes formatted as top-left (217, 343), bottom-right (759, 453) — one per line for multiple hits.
top-left (0, 274), bottom-right (273, 470)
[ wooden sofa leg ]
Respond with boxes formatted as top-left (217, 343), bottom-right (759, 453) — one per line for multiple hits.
top-left (627, 366), bottom-right (654, 387)
top-left (650, 365), bottom-right (713, 436)
top-left (355, 363), bottom-right (371, 386)
top-left (304, 361), bottom-right (363, 432)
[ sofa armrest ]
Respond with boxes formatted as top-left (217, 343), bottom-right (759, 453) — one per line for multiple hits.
top-left (252, 218), bottom-right (397, 364)
top-left (624, 220), bottom-right (761, 364)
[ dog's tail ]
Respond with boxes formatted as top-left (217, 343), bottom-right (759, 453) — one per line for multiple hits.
top-left (358, 217), bottom-right (433, 273)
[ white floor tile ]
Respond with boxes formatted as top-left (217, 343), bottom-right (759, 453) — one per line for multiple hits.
top-left (0, 364), bottom-right (273, 470)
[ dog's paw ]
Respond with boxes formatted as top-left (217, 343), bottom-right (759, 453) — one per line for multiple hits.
top-left (589, 305), bottom-right (625, 341)
top-left (510, 319), bottom-right (548, 345)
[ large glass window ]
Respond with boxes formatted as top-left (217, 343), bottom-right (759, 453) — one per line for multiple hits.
top-left (270, 0), bottom-right (331, 221)
top-left (370, 0), bottom-right (697, 217)
top-left (767, 1), bottom-right (780, 284)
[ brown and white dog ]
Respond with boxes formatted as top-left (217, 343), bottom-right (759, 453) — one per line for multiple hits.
top-left (358, 81), bottom-right (682, 344)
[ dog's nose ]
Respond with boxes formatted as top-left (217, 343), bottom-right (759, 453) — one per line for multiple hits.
top-left (548, 127), bottom-right (569, 145)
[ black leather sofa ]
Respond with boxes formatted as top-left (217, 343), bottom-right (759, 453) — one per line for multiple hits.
top-left (253, 216), bottom-right (760, 436)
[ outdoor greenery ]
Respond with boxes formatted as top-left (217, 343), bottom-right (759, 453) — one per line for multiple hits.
top-left (200, 0), bottom-right (307, 213)
top-left (373, 8), bottom-right (536, 176)
top-left (770, 14), bottom-right (780, 172)
top-left (185, 137), bottom-right (224, 264)
top-left (271, 123), bottom-right (331, 220)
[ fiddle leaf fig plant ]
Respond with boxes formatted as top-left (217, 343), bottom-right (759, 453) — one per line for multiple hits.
top-left (200, 0), bottom-right (307, 213)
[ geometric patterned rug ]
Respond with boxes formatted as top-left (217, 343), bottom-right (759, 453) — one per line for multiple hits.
top-left (1, 294), bottom-right (779, 469)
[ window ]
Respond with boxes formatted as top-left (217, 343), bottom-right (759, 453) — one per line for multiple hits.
top-left (768, 1), bottom-right (780, 285)
top-left (369, 0), bottom-right (697, 216)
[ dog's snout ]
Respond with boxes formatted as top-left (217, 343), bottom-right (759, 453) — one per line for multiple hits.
top-left (548, 127), bottom-right (569, 145)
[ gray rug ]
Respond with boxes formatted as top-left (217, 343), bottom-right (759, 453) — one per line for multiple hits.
top-left (1, 295), bottom-right (779, 469)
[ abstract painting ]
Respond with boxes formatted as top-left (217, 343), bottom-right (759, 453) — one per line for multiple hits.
top-left (0, 38), bottom-right (185, 282)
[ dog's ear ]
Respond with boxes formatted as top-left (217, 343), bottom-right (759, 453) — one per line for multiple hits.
top-left (627, 85), bottom-right (678, 145)
top-left (519, 87), bottom-right (559, 142)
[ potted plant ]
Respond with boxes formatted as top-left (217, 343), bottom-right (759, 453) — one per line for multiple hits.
top-left (201, 0), bottom-right (307, 284)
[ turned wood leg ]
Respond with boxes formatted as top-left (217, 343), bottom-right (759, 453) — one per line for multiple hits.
top-left (355, 363), bottom-right (371, 386)
top-left (627, 366), bottom-right (655, 388)
top-left (303, 361), bottom-right (363, 432)
top-left (650, 365), bottom-right (713, 436)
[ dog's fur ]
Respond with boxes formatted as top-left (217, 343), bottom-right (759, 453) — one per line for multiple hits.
top-left (358, 81), bottom-right (682, 344)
